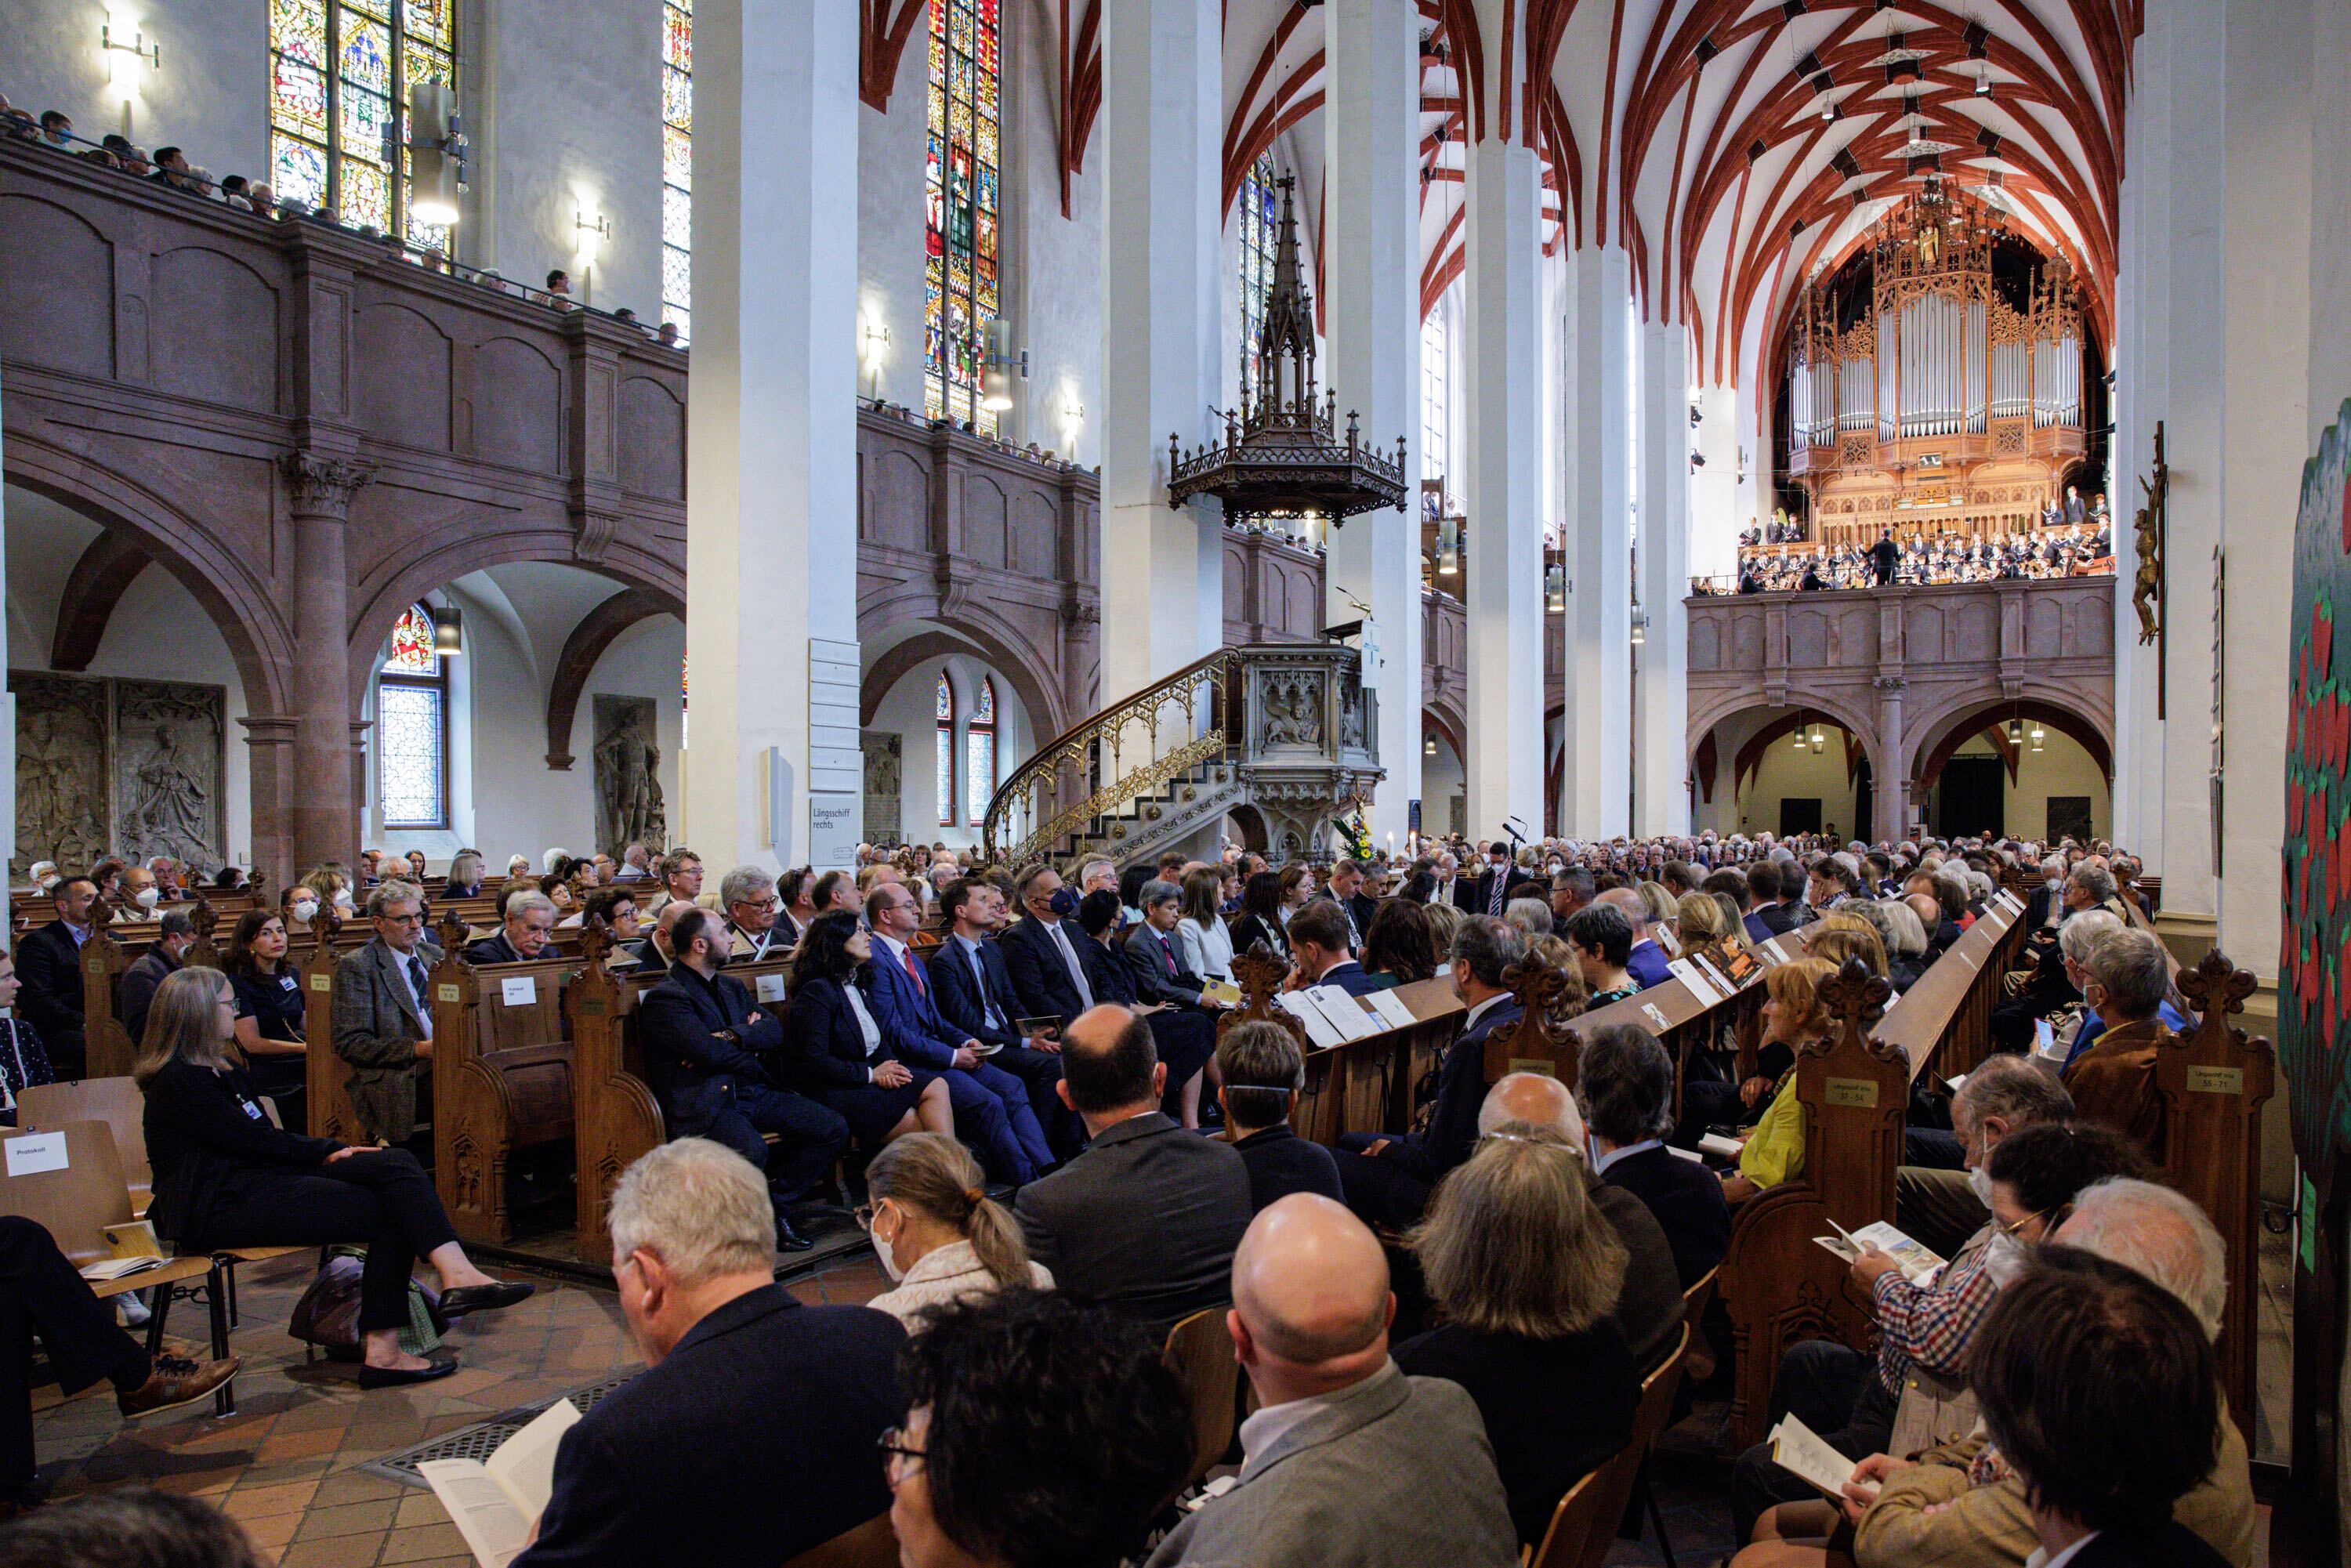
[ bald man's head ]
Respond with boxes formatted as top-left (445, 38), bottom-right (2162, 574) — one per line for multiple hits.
top-left (1232, 1195), bottom-right (1391, 1365)
top-left (1594, 886), bottom-right (1650, 931)
top-left (1058, 1005), bottom-right (1161, 1116)
top-left (1477, 1071), bottom-right (1586, 1149)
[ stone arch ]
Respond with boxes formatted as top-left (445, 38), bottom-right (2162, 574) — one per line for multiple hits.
top-left (857, 625), bottom-right (1065, 755)
top-left (543, 589), bottom-right (676, 770)
top-left (2, 429), bottom-right (292, 714)
top-left (1908, 697), bottom-right (2114, 798)
top-left (1687, 686), bottom-right (1880, 768)
top-left (855, 592), bottom-right (1070, 742)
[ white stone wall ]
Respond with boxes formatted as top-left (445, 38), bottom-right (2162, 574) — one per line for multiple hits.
top-left (864, 653), bottom-right (1034, 853)
top-left (0, 0), bottom-right (269, 183)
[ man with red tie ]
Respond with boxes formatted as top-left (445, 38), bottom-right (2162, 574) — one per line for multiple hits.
top-left (1121, 879), bottom-right (1216, 1010)
top-left (863, 883), bottom-right (1052, 1184)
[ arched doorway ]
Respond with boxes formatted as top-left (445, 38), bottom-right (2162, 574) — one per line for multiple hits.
top-left (1690, 704), bottom-right (1881, 842)
top-left (860, 642), bottom-right (1038, 852)
top-left (1910, 700), bottom-right (2114, 844)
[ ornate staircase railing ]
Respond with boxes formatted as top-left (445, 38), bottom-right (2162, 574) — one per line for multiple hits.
top-left (982, 650), bottom-right (1236, 864)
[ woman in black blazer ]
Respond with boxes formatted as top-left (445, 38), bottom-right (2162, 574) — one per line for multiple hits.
top-left (783, 912), bottom-right (950, 1149)
top-left (1227, 871), bottom-right (1289, 964)
top-left (136, 967), bottom-right (531, 1388)
top-left (223, 908), bottom-right (307, 1132)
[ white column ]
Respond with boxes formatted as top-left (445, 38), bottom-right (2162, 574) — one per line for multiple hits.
top-left (1322, 0), bottom-right (1422, 846)
top-left (1560, 245), bottom-right (1632, 838)
top-left (1462, 135), bottom-right (1546, 841)
top-left (1690, 382), bottom-right (1741, 583)
top-left (683, 0), bottom-right (861, 871)
top-left (1099, 0), bottom-right (1223, 701)
top-left (1635, 317), bottom-right (1691, 836)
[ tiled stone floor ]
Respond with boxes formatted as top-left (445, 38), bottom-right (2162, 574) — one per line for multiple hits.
top-left (24, 1223), bottom-right (2285, 1566)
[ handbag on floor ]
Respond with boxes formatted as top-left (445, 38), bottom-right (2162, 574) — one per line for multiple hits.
top-left (288, 1248), bottom-right (449, 1361)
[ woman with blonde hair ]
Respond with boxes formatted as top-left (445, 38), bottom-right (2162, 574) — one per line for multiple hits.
top-left (1422, 899), bottom-right (1465, 959)
top-left (136, 968), bottom-right (530, 1385)
top-left (1396, 1132), bottom-right (1638, 1548)
top-left (860, 1132), bottom-right (1049, 1327)
top-left (1875, 896), bottom-right (1929, 989)
top-left (1675, 889), bottom-right (1733, 955)
top-left (1638, 880), bottom-right (1681, 935)
top-left (1721, 958), bottom-right (1838, 1200)
top-left (1809, 913), bottom-right (1890, 989)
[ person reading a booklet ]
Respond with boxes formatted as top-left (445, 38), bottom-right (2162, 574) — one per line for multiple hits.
top-left (1279, 901), bottom-right (1384, 998)
top-left (1728, 1118), bottom-right (2154, 1544)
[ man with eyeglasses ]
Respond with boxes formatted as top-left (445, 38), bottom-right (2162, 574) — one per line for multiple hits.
top-left (718, 865), bottom-right (787, 961)
top-left (517, 1138), bottom-right (904, 1568)
top-left (331, 882), bottom-right (443, 1146)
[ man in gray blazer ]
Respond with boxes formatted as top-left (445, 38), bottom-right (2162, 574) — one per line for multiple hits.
top-left (331, 882), bottom-right (440, 1145)
top-left (1146, 1194), bottom-right (1518, 1568)
top-left (1014, 1005), bottom-right (1251, 1342)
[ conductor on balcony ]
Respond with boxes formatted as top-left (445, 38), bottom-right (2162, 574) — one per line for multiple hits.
top-left (1871, 529), bottom-right (1900, 586)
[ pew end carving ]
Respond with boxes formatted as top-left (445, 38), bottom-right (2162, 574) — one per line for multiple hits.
top-left (78, 923), bottom-right (134, 1080)
top-left (299, 908), bottom-right (365, 1146)
top-left (426, 934), bottom-right (577, 1247)
top-left (571, 918), bottom-right (665, 1262)
top-left (1485, 957), bottom-right (1586, 1089)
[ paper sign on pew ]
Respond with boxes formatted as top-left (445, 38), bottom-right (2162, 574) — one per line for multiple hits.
top-left (4, 1131), bottom-right (67, 1178)
top-left (1665, 959), bottom-right (1723, 1007)
top-left (499, 975), bottom-right (538, 1008)
top-left (1759, 937), bottom-right (1794, 966)
top-left (755, 973), bottom-right (787, 1003)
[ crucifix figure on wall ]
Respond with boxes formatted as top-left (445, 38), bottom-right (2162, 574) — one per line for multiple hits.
top-left (2131, 420), bottom-right (2169, 715)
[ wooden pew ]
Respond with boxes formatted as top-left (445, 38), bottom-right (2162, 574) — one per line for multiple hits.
top-left (570, 927), bottom-right (797, 1263)
top-left (424, 914), bottom-right (580, 1244)
top-left (299, 910), bottom-right (369, 1147)
top-left (1717, 899), bottom-right (2026, 1449)
top-left (2160, 951), bottom-right (2275, 1444)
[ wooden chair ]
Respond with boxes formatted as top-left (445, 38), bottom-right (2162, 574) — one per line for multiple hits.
top-left (1526, 1467), bottom-right (1607, 1568)
top-left (1678, 1263), bottom-right (1720, 1385)
top-left (779, 1513), bottom-right (897, 1568)
top-left (1162, 1305), bottom-right (1241, 1486)
top-left (19, 1078), bottom-right (150, 1216)
top-left (1527, 1322), bottom-right (1693, 1568)
top-left (0, 1121), bottom-right (233, 1410)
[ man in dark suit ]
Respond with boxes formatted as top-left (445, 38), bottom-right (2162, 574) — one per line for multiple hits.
top-left (1458, 842), bottom-right (1533, 916)
top-left (1013, 1005), bottom-right (1252, 1340)
top-left (1596, 889), bottom-right (1672, 990)
top-left (1751, 859), bottom-right (1813, 937)
top-left (1070, 892), bottom-right (1216, 1128)
top-left (1122, 879), bottom-right (1212, 1009)
top-left (864, 883), bottom-right (1050, 1183)
top-left (1871, 528), bottom-right (1900, 585)
top-left (519, 1139), bottom-right (904, 1568)
top-left (464, 891), bottom-right (558, 964)
top-left (928, 878), bottom-right (1075, 1159)
top-left (999, 867), bottom-right (1094, 1029)
top-left (1325, 860), bottom-right (1377, 954)
top-left (1216, 1020), bottom-right (1341, 1211)
top-left (2024, 853), bottom-right (2069, 930)
top-left (1331, 916), bottom-right (1527, 1231)
top-left (1576, 1023), bottom-right (1730, 1287)
top-left (16, 875), bottom-right (99, 1078)
top-left (1283, 900), bottom-right (1382, 996)
top-left (117, 907), bottom-right (194, 1045)
top-left (636, 910), bottom-right (848, 1249)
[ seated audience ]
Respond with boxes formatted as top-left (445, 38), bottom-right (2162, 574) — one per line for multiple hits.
top-left (1577, 1023), bottom-right (1731, 1286)
top-left (138, 967), bottom-right (527, 1386)
top-left (0, 1483), bottom-right (271, 1563)
top-left (1720, 958), bottom-right (1840, 1200)
top-left (891, 1290), bottom-right (1193, 1568)
top-left (1360, 897), bottom-right (1438, 986)
top-left (1730, 1117), bottom-right (2151, 1541)
top-left (1173, 866), bottom-right (1235, 983)
top-left (465, 890), bottom-right (556, 963)
top-left (581, 887), bottom-right (642, 951)
top-left (1282, 900), bottom-right (1382, 995)
top-left (1333, 917), bottom-right (1527, 1230)
top-left (636, 907), bottom-right (850, 1251)
top-left (865, 882), bottom-right (1051, 1186)
top-left (223, 910), bottom-right (308, 1132)
top-left (118, 907), bottom-right (194, 1047)
top-left (1502, 896), bottom-right (1552, 942)
top-left (1146, 1193), bottom-right (1519, 1567)
top-left (1012, 1005), bottom-right (1251, 1339)
top-left (1478, 1074), bottom-right (1683, 1372)
top-left (329, 883), bottom-right (439, 1146)
top-left (1830, 1179), bottom-right (2253, 1568)
top-left (1125, 879), bottom-right (1215, 1009)
top-left (518, 1139), bottom-right (903, 1568)
top-left (17, 874), bottom-right (99, 1077)
top-left (1070, 889), bottom-right (1215, 1126)
top-left (1328, 858), bottom-right (1378, 951)
top-left (2062, 927), bottom-right (2177, 1156)
top-left (443, 850), bottom-right (486, 899)
top-left (1228, 870), bottom-right (1290, 960)
top-left (1565, 903), bottom-right (1640, 1005)
top-left (782, 910), bottom-right (951, 1151)
top-left (0, 1216), bottom-right (240, 1512)
top-left (774, 865), bottom-right (818, 943)
top-left (928, 878), bottom-right (1073, 1159)
top-left (1217, 1019), bottom-right (1342, 1210)
top-left (862, 1132), bottom-right (1051, 1327)
top-left (998, 866), bottom-right (1094, 1026)
top-left (1396, 1132), bottom-right (1638, 1548)
top-left (1896, 1054), bottom-right (2075, 1259)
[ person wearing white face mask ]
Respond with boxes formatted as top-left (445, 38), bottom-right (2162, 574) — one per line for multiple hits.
top-left (24, 863), bottom-right (57, 896)
top-left (284, 889), bottom-right (322, 934)
top-left (1896, 1056), bottom-right (2078, 1261)
top-left (859, 1132), bottom-right (1049, 1326)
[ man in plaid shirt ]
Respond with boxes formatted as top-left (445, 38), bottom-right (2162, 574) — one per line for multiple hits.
top-left (1729, 1059), bottom-right (2076, 1541)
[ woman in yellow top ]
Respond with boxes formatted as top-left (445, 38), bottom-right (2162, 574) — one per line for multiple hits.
top-left (1722, 958), bottom-right (1837, 1200)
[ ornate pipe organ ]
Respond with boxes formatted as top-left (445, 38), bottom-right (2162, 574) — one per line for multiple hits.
top-left (1786, 182), bottom-right (2086, 548)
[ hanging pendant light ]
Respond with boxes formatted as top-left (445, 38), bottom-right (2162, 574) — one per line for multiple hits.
top-left (1437, 516), bottom-right (1461, 575)
top-left (1793, 714), bottom-right (1809, 751)
top-left (2029, 717), bottom-right (2045, 752)
top-left (2007, 714), bottom-right (2023, 747)
top-left (1545, 560), bottom-right (1566, 611)
top-left (1424, 732), bottom-right (1437, 757)
top-left (1809, 721), bottom-right (1827, 754)
top-left (431, 605), bottom-right (465, 657)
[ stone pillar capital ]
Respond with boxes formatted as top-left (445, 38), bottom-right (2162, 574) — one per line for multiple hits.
top-left (279, 452), bottom-right (375, 518)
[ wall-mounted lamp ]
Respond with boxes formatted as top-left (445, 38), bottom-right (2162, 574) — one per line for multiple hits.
top-left (1630, 601), bottom-right (1649, 645)
top-left (406, 83), bottom-right (465, 226)
top-left (431, 605), bottom-right (465, 657)
top-left (980, 317), bottom-right (1027, 413)
top-left (860, 318), bottom-right (892, 397)
top-left (574, 208), bottom-right (610, 263)
top-left (101, 23), bottom-right (161, 73)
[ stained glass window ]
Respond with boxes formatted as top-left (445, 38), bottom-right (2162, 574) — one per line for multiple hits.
top-left (965, 677), bottom-right (995, 826)
top-left (935, 675), bottom-right (956, 828)
top-left (378, 603), bottom-right (447, 828)
top-left (270, 0), bottom-right (457, 248)
top-left (926, 0), bottom-right (1000, 434)
top-left (661, 0), bottom-right (692, 342)
top-left (1237, 153), bottom-right (1280, 402)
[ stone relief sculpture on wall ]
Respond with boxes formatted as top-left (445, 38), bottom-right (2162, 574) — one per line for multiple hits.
top-left (592, 695), bottom-right (666, 855)
top-left (12, 673), bottom-right (112, 873)
top-left (1259, 672), bottom-right (1324, 748)
top-left (114, 679), bottom-right (225, 867)
top-left (862, 730), bottom-right (904, 844)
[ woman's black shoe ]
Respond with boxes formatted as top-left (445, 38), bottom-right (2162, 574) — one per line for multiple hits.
top-left (357, 1358), bottom-right (460, 1389)
top-left (440, 1281), bottom-right (535, 1318)
top-left (777, 1215), bottom-right (815, 1251)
